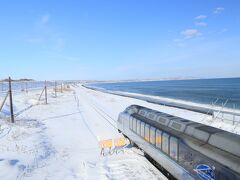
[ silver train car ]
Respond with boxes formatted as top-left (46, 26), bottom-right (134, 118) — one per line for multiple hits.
top-left (117, 105), bottom-right (240, 180)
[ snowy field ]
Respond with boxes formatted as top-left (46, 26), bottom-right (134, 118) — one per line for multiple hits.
top-left (0, 84), bottom-right (239, 180)
top-left (0, 86), bottom-right (167, 180)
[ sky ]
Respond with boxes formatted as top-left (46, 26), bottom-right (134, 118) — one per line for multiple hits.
top-left (0, 0), bottom-right (240, 80)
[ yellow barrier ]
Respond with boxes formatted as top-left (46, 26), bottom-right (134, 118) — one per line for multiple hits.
top-left (114, 138), bottom-right (127, 147)
top-left (99, 137), bottom-right (127, 149)
top-left (99, 139), bottom-right (113, 149)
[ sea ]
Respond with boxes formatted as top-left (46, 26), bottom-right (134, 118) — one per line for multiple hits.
top-left (89, 78), bottom-right (240, 110)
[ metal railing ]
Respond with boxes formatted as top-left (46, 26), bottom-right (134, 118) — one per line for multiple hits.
top-left (0, 77), bottom-right (77, 123)
top-left (210, 98), bottom-right (240, 125)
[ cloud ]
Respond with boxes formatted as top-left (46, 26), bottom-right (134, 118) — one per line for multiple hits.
top-left (195, 22), bottom-right (207, 27)
top-left (213, 7), bottom-right (224, 14)
top-left (40, 14), bottom-right (50, 25)
top-left (195, 15), bottom-right (207, 20)
top-left (181, 29), bottom-right (201, 39)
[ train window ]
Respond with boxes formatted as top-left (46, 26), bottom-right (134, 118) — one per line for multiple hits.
top-left (157, 116), bottom-right (170, 126)
top-left (148, 113), bottom-right (154, 120)
top-left (139, 109), bottom-right (146, 117)
top-left (145, 124), bottom-right (150, 142)
top-left (137, 120), bottom-right (141, 135)
top-left (171, 122), bottom-right (182, 130)
top-left (147, 113), bottom-right (156, 121)
top-left (150, 127), bottom-right (156, 145)
top-left (162, 133), bottom-right (170, 154)
top-left (158, 117), bottom-right (167, 124)
top-left (133, 118), bottom-right (137, 132)
top-left (170, 136), bottom-right (178, 161)
top-left (156, 130), bottom-right (162, 149)
top-left (129, 117), bottom-right (133, 130)
top-left (141, 122), bottom-right (145, 138)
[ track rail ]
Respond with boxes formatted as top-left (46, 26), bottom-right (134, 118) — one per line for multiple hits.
top-left (73, 92), bottom-right (99, 142)
top-left (75, 89), bottom-right (119, 130)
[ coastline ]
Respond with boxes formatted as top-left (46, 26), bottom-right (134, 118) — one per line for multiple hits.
top-left (84, 76), bottom-right (240, 84)
top-left (83, 84), bottom-right (240, 115)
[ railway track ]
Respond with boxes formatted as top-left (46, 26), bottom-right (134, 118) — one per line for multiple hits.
top-left (75, 88), bottom-right (119, 130)
top-left (73, 91), bottom-right (99, 143)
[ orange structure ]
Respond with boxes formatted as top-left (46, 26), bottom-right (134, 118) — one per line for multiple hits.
top-left (99, 139), bottom-right (113, 149)
top-left (114, 137), bottom-right (127, 147)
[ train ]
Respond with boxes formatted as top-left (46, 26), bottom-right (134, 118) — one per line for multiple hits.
top-left (117, 105), bottom-right (240, 180)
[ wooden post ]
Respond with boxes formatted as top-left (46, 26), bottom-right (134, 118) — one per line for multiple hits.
top-left (61, 83), bottom-right (63, 93)
top-left (55, 81), bottom-right (57, 97)
top-left (8, 77), bottom-right (14, 123)
top-left (45, 80), bottom-right (48, 104)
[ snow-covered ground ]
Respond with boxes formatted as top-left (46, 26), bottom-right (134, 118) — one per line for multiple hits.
top-left (0, 86), bottom-right (167, 180)
top-left (0, 84), bottom-right (239, 180)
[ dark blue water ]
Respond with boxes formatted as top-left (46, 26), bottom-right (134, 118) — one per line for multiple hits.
top-left (89, 78), bottom-right (240, 109)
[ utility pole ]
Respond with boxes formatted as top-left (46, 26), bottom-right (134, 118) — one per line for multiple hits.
top-left (45, 80), bottom-right (48, 104)
top-left (8, 77), bottom-right (14, 123)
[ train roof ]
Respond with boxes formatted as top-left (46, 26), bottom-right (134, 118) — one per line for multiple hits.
top-left (125, 105), bottom-right (240, 158)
